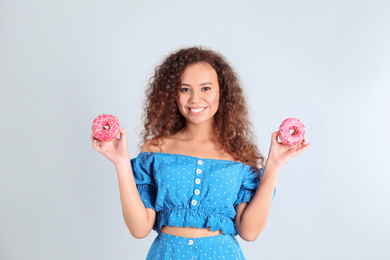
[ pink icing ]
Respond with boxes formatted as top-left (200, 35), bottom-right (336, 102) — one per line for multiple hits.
top-left (278, 118), bottom-right (305, 145)
top-left (92, 114), bottom-right (121, 141)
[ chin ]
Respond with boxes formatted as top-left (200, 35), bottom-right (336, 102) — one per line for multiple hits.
top-left (186, 117), bottom-right (214, 125)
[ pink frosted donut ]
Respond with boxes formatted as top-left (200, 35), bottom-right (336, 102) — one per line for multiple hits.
top-left (92, 114), bottom-right (121, 141)
top-left (278, 118), bottom-right (306, 145)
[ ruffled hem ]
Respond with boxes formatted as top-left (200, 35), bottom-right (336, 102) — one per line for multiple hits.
top-left (234, 189), bottom-right (256, 207)
top-left (154, 209), bottom-right (237, 236)
top-left (234, 187), bottom-right (277, 207)
top-left (137, 184), bottom-right (156, 210)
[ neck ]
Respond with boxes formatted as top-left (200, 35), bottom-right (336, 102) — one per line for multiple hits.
top-left (180, 120), bottom-right (216, 141)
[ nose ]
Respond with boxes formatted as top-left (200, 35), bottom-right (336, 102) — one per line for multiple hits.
top-left (189, 89), bottom-right (202, 103)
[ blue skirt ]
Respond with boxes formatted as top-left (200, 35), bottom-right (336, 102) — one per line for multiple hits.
top-left (146, 230), bottom-right (246, 260)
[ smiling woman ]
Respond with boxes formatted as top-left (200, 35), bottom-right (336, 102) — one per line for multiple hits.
top-left (91, 46), bottom-right (310, 259)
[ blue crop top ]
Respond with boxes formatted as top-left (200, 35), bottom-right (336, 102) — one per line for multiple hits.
top-left (130, 152), bottom-right (276, 236)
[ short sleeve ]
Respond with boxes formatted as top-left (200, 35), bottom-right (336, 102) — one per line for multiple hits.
top-left (130, 154), bottom-right (157, 210)
top-left (234, 168), bottom-right (276, 207)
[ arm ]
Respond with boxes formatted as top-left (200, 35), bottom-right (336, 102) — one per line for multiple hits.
top-left (235, 164), bottom-right (279, 241)
top-left (235, 131), bottom-right (311, 241)
top-left (115, 159), bottom-right (156, 239)
top-left (91, 129), bottom-right (155, 239)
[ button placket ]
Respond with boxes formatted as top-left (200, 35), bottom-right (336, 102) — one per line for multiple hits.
top-left (192, 159), bottom-right (203, 207)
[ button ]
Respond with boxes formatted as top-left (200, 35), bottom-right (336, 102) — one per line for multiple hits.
top-left (195, 178), bottom-right (201, 184)
top-left (191, 199), bottom-right (197, 205)
top-left (197, 160), bottom-right (203, 165)
top-left (194, 189), bottom-right (200, 195)
top-left (196, 169), bottom-right (202, 174)
top-left (188, 239), bottom-right (194, 245)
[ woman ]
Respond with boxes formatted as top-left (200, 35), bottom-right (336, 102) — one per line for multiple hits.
top-left (91, 46), bottom-right (311, 259)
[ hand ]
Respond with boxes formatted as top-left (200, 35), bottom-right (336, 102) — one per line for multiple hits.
top-left (91, 128), bottom-right (130, 166)
top-left (265, 131), bottom-right (311, 169)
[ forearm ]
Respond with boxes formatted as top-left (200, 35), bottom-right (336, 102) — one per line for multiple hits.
top-left (236, 164), bottom-right (280, 241)
top-left (114, 160), bottom-right (155, 238)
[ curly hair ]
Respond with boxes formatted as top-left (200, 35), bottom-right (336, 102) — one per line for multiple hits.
top-left (140, 46), bottom-right (265, 171)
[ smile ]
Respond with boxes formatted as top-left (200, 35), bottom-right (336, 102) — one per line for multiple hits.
top-left (189, 107), bottom-right (206, 113)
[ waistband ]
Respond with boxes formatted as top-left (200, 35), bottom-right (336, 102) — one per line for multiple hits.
top-left (156, 230), bottom-right (235, 246)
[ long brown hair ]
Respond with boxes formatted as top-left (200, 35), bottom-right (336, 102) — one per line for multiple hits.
top-left (140, 46), bottom-right (265, 171)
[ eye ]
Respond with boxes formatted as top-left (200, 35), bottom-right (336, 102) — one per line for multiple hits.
top-left (202, 87), bottom-right (211, 91)
top-left (179, 87), bottom-right (191, 92)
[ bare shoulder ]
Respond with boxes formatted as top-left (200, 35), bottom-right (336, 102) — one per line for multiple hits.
top-left (140, 138), bottom-right (163, 153)
top-left (139, 134), bottom-right (182, 153)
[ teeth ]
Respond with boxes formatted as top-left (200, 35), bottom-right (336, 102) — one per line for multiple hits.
top-left (190, 108), bottom-right (205, 113)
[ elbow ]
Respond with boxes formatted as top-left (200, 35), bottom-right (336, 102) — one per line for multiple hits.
top-left (123, 209), bottom-right (155, 239)
top-left (129, 228), bottom-right (151, 239)
top-left (238, 226), bottom-right (265, 242)
top-left (127, 223), bottom-right (152, 239)
top-left (240, 233), bottom-right (260, 242)
top-left (130, 231), bottom-right (149, 239)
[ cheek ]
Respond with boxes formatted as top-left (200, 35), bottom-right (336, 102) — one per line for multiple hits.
top-left (177, 95), bottom-right (185, 107)
top-left (210, 93), bottom-right (220, 107)
top-left (176, 96), bottom-right (188, 113)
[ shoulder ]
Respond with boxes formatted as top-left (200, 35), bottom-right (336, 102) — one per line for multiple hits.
top-left (140, 136), bottom-right (179, 153)
top-left (141, 133), bottom-right (183, 153)
top-left (140, 138), bottom-right (162, 153)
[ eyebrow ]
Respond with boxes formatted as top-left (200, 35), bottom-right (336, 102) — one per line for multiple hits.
top-left (180, 82), bottom-right (213, 87)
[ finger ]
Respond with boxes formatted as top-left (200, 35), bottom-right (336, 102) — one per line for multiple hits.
top-left (92, 140), bottom-right (100, 152)
top-left (295, 142), bottom-right (311, 154)
top-left (302, 137), bottom-right (311, 148)
top-left (293, 137), bottom-right (307, 148)
top-left (91, 134), bottom-right (96, 148)
top-left (271, 131), bottom-right (280, 144)
top-left (91, 134), bottom-right (103, 151)
top-left (119, 128), bottom-right (127, 141)
top-left (91, 133), bottom-right (100, 142)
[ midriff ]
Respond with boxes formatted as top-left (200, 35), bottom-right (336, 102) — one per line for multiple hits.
top-left (160, 225), bottom-right (222, 238)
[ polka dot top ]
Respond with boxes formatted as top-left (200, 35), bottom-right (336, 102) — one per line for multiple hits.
top-left (130, 152), bottom-right (276, 236)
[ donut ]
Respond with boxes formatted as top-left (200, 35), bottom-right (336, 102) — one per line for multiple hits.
top-left (92, 114), bottom-right (121, 141)
top-left (278, 118), bottom-right (305, 145)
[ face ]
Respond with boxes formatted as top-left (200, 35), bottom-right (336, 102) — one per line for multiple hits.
top-left (177, 62), bottom-right (220, 126)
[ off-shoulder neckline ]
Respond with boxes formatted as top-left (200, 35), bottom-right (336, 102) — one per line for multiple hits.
top-left (138, 151), bottom-right (246, 165)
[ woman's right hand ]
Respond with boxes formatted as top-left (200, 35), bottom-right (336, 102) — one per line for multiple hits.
top-left (91, 128), bottom-right (130, 166)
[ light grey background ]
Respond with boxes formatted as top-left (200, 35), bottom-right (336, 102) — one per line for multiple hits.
top-left (1, 0), bottom-right (389, 259)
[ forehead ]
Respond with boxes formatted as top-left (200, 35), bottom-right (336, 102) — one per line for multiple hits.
top-left (180, 62), bottom-right (218, 83)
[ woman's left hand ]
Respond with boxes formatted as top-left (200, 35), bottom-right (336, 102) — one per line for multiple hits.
top-left (265, 131), bottom-right (311, 169)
